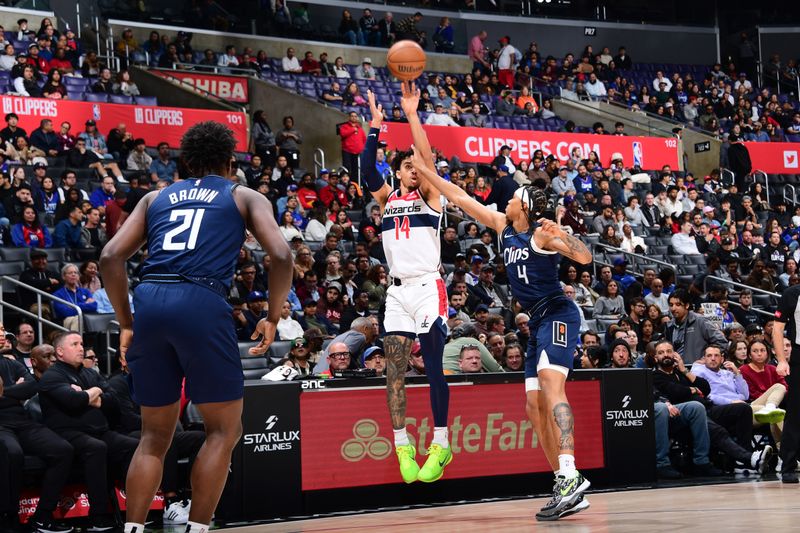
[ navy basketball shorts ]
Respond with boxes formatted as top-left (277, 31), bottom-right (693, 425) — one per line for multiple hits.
top-left (524, 299), bottom-right (580, 392)
top-left (125, 282), bottom-right (243, 407)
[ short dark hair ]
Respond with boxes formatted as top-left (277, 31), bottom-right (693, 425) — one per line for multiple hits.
top-left (391, 149), bottom-right (413, 173)
top-left (668, 288), bottom-right (690, 305)
top-left (180, 121), bottom-right (236, 177)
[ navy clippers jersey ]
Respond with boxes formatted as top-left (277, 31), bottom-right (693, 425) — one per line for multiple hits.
top-left (140, 176), bottom-right (245, 288)
top-left (501, 224), bottom-right (563, 309)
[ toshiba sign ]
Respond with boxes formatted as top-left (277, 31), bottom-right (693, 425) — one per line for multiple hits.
top-left (151, 70), bottom-right (249, 103)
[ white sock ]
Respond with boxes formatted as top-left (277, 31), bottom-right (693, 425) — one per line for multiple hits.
top-left (766, 403), bottom-right (777, 411)
top-left (394, 428), bottom-right (410, 447)
top-left (554, 469), bottom-right (561, 477)
top-left (186, 522), bottom-right (210, 533)
top-left (433, 426), bottom-right (449, 447)
top-left (124, 523), bottom-right (145, 533)
top-left (558, 454), bottom-right (577, 478)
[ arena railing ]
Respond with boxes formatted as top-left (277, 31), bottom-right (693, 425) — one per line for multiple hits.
top-left (784, 183), bottom-right (797, 206)
top-left (592, 241), bottom-right (677, 273)
top-left (0, 276), bottom-right (83, 341)
top-left (702, 275), bottom-right (780, 318)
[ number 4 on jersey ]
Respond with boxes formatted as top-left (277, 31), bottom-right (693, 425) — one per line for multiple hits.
top-left (516, 264), bottom-right (529, 284)
top-left (163, 208), bottom-right (206, 251)
top-left (394, 216), bottom-right (410, 240)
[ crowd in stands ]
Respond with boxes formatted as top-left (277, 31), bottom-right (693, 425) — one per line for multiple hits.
top-left (0, 17), bottom-right (152, 105)
top-left (3, 13), bottom-right (800, 525)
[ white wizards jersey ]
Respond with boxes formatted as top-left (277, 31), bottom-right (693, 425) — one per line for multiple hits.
top-left (381, 189), bottom-right (442, 279)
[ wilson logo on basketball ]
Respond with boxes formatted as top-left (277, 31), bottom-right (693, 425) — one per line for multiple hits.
top-left (341, 419), bottom-right (392, 462)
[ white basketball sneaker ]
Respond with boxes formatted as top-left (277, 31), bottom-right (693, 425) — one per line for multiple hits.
top-left (163, 499), bottom-right (191, 525)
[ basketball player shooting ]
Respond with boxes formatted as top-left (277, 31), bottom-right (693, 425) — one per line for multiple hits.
top-left (359, 84), bottom-right (452, 483)
top-left (100, 121), bottom-right (293, 533)
top-left (408, 129), bottom-right (593, 520)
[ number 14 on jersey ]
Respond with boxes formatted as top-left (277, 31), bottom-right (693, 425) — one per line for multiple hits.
top-left (393, 216), bottom-right (410, 240)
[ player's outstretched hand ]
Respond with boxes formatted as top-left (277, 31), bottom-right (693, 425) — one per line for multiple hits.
top-left (410, 144), bottom-right (427, 172)
top-left (250, 319), bottom-right (277, 355)
top-left (367, 90), bottom-right (383, 129)
top-left (119, 326), bottom-right (133, 368)
top-left (400, 81), bottom-right (420, 118)
top-left (537, 217), bottom-right (563, 239)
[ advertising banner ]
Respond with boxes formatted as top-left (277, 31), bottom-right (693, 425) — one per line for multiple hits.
top-left (300, 381), bottom-right (604, 491)
top-left (150, 70), bottom-right (249, 103)
top-left (18, 485), bottom-right (91, 522)
top-left (743, 141), bottom-right (800, 174)
top-left (601, 369), bottom-right (656, 484)
top-left (381, 122), bottom-right (680, 169)
top-left (0, 94), bottom-right (249, 151)
top-left (238, 381), bottom-right (302, 518)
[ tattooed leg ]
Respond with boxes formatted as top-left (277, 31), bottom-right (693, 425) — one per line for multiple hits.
top-left (384, 334), bottom-right (413, 429)
top-left (553, 402), bottom-right (575, 453)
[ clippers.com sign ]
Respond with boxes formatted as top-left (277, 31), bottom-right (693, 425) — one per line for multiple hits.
top-left (300, 381), bottom-right (604, 490)
top-left (381, 122), bottom-right (680, 170)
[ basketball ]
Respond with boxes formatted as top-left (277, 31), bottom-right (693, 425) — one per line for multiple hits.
top-left (386, 40), bottom-right (426, 81)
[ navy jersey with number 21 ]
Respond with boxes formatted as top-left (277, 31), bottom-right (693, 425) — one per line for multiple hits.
top-left (140, 176), bottom-right (245, 287)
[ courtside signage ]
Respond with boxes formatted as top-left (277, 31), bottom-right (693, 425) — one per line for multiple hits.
top-left (382, 122), bottom-right (680, 169)
top-left (0, 94), bottom-right (248, 151)
top-left (150, 70), bottom-right (249, 103)
top-left (300, 381), bottom-right (604, 490)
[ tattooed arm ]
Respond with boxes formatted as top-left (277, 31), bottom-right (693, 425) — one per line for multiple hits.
top-left (384, 335), bottom-right (413, 429)
top-left (553, 402), bottom-right (575, 452)
top-left (534, 218), bottom-right (592, 264)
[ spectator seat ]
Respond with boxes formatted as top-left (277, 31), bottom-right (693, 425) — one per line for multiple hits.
top-left (242, 356), bottom-right (269, 380)
top-left (0, 247), bottom-right (31, 264)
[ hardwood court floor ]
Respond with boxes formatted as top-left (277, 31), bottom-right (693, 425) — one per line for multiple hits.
top-left (218, 481), bottom-right (800, 532)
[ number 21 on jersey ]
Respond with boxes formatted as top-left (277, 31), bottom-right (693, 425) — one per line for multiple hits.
top-left (393, 216), bottom-right (410, 240)
top-left (163, 208), bottom-right (205, 251)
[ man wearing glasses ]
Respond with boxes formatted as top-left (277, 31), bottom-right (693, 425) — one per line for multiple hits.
top-left (285, 338), bottom-right (312, 377)
top-left (323, 342), bottom-right (352, 375)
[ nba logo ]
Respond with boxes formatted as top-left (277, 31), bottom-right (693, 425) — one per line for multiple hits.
top-left (92, 104), bottom-right (101, 122)
top-left (553, 321), bottom-right (567, 347)
top-left (632, 142), bottom-right (643, 168)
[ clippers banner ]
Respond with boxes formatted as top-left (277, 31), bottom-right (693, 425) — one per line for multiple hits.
top-left (381, 122), bottom-right (680, 169)
top-left (0, 94), bottom-right (248, 150)
top-left (150, 70), bottom-right (249, 103)
top-left (743, 141), bottom-right (800, 174)
top-left (300, 380), bottom-right (604, 490)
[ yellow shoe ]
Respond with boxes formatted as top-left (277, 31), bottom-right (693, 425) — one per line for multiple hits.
top-left (396, 444), bottom-right (420, 483)
top-left (417, 444), bottom-right (453, 483)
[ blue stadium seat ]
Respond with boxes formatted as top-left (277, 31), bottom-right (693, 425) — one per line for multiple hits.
top-left (134, 96), bottom-right (157, 106)
top-left (84, 92), bottom-right (108, 102)
top-left (109, 94), bottom-right (133, 104)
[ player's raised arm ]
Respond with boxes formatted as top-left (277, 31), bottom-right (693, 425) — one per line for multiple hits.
top-left (238, 187), bottom-right (294, 355)
top-left (535, 218), bottom-right (593, 264)
top-left (359, 90), bottom-right (392, 207)
top-left (410, 146), bottom-right (505, 233)
top-left (400, 82), bottom-right (440, 200)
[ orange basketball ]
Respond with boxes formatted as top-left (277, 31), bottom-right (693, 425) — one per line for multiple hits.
top-left (386, 41), bottom-right (426, 81)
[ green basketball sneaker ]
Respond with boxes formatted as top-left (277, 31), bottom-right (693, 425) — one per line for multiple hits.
top-left (535, 472), bottom-right (591, 521)
top-left (417, 444), bottom-right (453, 483)
top-left (396, 445), bottom-right (420, 484)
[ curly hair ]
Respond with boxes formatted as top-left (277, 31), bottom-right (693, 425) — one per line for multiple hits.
top-left (390, 149), bottom-right (414, 173)
top-left (180, 121), bottom-right (236, 177)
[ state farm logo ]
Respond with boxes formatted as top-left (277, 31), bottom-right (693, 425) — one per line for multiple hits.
top-left (341, 419), bottom-right (392, 462)
top-left (784, 150), bottom-right (798, 169)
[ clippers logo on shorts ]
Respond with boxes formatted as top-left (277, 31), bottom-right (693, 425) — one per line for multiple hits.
top-left (553, 321), bottom-right (567, 347)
